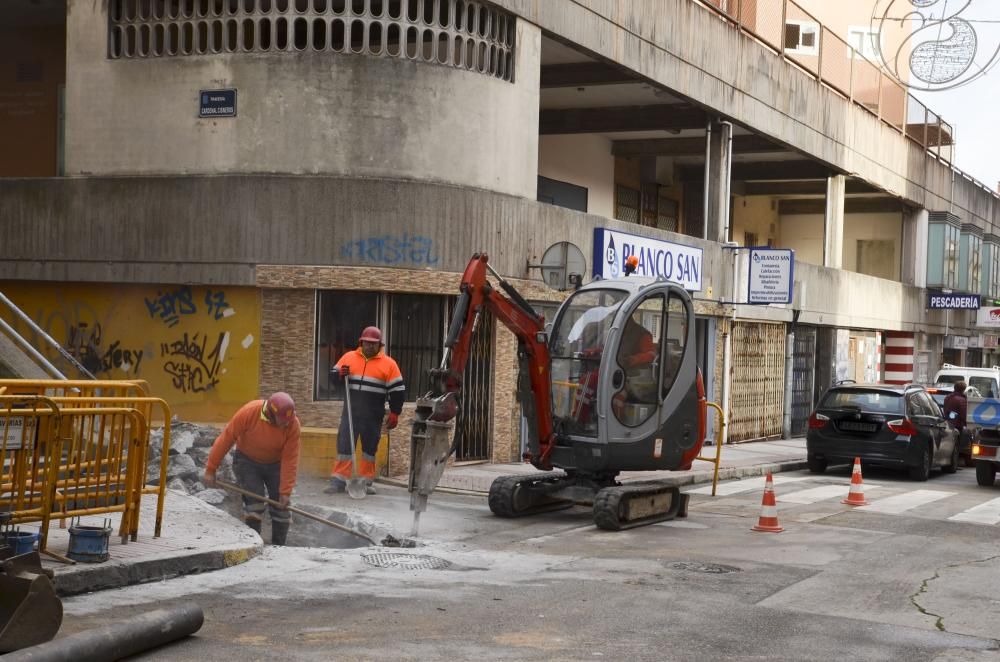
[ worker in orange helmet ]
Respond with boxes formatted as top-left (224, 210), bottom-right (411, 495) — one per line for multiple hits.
top-left (203, 392), bottom-right (301, 545)
top-left (324, 326), bottom-right (405, 495)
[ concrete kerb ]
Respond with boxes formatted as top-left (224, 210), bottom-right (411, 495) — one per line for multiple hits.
top-left (53, 543), bottom-right (263, 597)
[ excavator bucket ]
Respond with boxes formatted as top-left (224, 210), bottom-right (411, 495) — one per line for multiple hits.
top-left (0, 550), bottom-right (64, 653)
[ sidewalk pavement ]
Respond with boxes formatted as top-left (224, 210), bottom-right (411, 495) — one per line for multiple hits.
top-left (434, 437), bottom-right (808, 493)
top-left (23, 437), bottom-right (806, 597)
top-left (28, 492), bottom-right (262, 596)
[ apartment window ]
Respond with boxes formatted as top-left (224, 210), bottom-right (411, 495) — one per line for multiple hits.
top-left (784, 20), bottom-right (818, 56)
top-left (388, 293), bottom-right (446, 402)
top-left (847, 27), bottom-right (881, 61)
top-left (992, 246), bottom-right (1000, 298)
top-left (615, 185), bottom-right (678, 232)
top-left (315, 291), bottom-right (380, 400)
top-left (944, 224), bottom-right (960, 289)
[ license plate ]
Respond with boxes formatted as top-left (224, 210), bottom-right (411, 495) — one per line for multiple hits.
top-left (838, 421), bottom-right (877, 433)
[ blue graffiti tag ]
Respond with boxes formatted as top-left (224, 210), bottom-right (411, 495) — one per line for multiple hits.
top-left (204, 289), bottom-right (231, 320)
top-left (340, 233), bottom-right (440, 266)
top-left (144, 286), bottom-right (197, 328)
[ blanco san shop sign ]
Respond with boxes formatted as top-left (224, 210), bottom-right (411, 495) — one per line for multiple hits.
top-left (747, 248), bottom-right (794, 304)
top-left (592, 228), bottom-right (702, 291)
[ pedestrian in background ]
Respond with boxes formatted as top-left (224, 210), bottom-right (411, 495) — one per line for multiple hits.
top-left (943, 381), bottom-right (970, 459)
top-left (325, 326), bottom-right (404, 495)
top-left (203, 392), bottom-right (301, 545)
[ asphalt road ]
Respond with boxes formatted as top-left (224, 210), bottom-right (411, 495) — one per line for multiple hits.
top-left (58, 463), bottom-right (1000, 661)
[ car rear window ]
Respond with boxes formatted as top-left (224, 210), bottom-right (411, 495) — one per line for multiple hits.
top-left (820, 389), bottom-right (904, 414)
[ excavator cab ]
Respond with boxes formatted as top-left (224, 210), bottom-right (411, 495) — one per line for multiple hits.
top-left (546, 279), bottom-right (704, 476)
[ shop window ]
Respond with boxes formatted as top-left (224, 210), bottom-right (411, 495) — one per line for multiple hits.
top-left (315, 291), bottom-right (380, 400)
top-left (389, 294), bottom-right (446, 402)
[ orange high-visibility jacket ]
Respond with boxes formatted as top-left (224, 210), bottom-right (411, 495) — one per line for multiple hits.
top-left (206, 399), bottom-right (302, 496)
top-left (334, 347), bottom-right (406, 418)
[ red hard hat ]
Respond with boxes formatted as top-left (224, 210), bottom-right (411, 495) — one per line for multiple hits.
top-left (265, 392), bottom-right (296, 427)
top-left (359, 326), bottom-right (383, 344)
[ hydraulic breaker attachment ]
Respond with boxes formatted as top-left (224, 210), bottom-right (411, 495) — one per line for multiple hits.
top-left (407, 397), bottom-right (456, 536)
top-left (0, 550), bottom-right (64, 653)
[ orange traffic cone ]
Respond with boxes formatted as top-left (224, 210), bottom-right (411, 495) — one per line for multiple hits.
top-left (751, 473), bottom-right (784, 533)
top-left (842, 457), bottom-right (869, 506)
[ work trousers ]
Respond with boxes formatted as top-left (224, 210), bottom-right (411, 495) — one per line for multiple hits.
top-left (332, 408), bottom-right (382, 482)
top-left (233, 451), bottom-right (290, 525)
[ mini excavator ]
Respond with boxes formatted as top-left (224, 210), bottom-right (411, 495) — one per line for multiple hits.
top-left (408, 253), bottom-right (706, 531)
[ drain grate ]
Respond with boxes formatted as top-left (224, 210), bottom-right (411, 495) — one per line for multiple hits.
top-left (362, 553), bottom-right (452, 570)
top-left (668, 561), bottom-right (742, 574)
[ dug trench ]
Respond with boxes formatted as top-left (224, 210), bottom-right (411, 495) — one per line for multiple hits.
top-left (149, 421), bottom-right (406, 551)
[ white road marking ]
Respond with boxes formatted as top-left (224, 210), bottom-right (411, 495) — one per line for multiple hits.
top-left (686, 475), bottom-right (811, 496)
top-left (947, 496), bottom-right (1000, 525)
top-left (857, 489), bottom-right (956, 514)
top-left (779, 484), bottom-right (879, 504)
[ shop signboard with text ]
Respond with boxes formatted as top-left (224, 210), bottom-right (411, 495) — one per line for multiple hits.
top-left (747, 248), bottom-right (794, 304)
top-left (928, 291), bottom-right (980, 309)
top-left (592, 228), bottom-right (702, 291)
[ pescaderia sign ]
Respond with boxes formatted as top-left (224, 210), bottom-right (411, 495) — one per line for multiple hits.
top-left (592, 228), bottom-right (702, 291)
top-left (927, 291), bottom-right (980, 310)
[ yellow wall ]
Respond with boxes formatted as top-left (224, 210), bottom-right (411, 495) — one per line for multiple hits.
top-left (0, 282), bottom-right (261, 422)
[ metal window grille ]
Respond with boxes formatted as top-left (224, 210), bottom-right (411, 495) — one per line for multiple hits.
top-left (107, 0), bottom-right (516, 83)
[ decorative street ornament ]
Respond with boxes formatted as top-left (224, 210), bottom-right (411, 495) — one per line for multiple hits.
top-left (871, 0), bottom-right (1000, 91)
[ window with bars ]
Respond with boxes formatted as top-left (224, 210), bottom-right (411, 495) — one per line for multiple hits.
top-left (615, 184), bottom-right (679, 233)
top-left (388, 293), bottom-right (445, 402)
top-left (315, 290), bottom-right (447, 402)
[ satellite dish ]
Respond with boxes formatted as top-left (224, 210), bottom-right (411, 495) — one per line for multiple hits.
top-left (532, 241), bottom-right (587, 291)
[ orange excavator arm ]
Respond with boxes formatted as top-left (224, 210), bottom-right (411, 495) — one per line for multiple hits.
top-left (422, 254), bottom-right (558, 468)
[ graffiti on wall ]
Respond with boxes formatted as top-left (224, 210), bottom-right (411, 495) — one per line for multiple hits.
top-left (161, 331), bottom-right (229, 394)
top-left (340, 233), bottom-right (440, 266)
top-left (0, 283), bottom-right (260, 422)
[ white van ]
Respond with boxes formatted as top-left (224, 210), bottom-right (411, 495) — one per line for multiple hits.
top-left (933, 364), bottom-right (1000, 399)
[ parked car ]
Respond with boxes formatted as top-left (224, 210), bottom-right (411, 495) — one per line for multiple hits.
top-left (933, 364), bottom-right (1000, 399)
top-left (807, 382), bottom-right (960, 481)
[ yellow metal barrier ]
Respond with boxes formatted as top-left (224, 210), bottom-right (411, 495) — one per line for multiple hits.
top-left (49, 396), bottom-right (172, 537)
top-left (0, 397), bottom-right (63, 546)
top-left (0, 380), bottom-right (170, 562)
top-left (695, 401), bottom-right (726, 497)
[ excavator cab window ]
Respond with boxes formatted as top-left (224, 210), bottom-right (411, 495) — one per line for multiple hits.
top-left (548, 288), bottom-right (628, 435)
top-left (612, 291), bottom-right (688, 427)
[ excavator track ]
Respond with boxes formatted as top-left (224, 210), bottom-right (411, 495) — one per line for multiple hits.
top-left (592, 483), bottom-right (689, 531)
top-left (488, 473), bottom-right (575, 518)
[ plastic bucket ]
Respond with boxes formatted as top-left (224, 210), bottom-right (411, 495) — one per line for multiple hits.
top-left (0, 531), bottom-right (39, 556)
top-left (67, 524), bottom-right (112, 563)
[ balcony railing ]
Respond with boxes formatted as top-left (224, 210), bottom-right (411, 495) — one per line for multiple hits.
top-left (696, 0), bottom-right (955, 164)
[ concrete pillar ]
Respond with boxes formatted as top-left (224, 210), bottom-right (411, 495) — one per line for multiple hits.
top-left (824, 175), bottom-right (846, 269)
top-left (704, 121), bottom-right (733, 244)
top-left (902, 208), bottom-right (929, 288)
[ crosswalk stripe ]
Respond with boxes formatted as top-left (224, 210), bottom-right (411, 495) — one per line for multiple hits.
top-left (686, 475), bottom-right (811, 496)
top-left (947, 496), bottom-right (1000, 525)
top-left (857, 489), bottom-right (956, 514)
top-left (779, 484), bottom-right (879, 504)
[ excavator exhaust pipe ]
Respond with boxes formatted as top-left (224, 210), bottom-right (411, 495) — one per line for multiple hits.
top-left (0, 550), bottom-right (64, 653)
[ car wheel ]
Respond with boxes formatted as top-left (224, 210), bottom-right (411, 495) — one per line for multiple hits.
top-left (943, 443), bottom-right (959, 475)
top-left (908, 443), bottom-right (932, 481)
top-left (807, 454), bottom-right (827, 474)
top-left (975, 461), bottom-right (997, 487)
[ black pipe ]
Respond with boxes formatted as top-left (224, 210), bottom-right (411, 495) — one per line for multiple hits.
top-left (4, 605), bottom-right (204, 662)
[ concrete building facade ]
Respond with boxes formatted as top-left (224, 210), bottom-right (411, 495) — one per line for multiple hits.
top-left (2, 0), bottom-right (999, 476)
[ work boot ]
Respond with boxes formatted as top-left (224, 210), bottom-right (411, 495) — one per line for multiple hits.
top-left (244, 517), bottom-right (262, 535)
top-left (271, 520), bottom-right (290, 546)
top-left (323, 478), bottom-right (346, 494)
